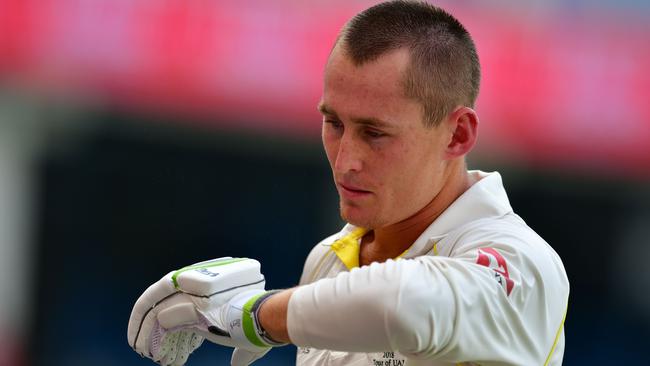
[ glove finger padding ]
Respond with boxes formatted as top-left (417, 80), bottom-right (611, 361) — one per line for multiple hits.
top-left (189, 333), bottom-right (204, 354)
top-left (142, 290), bottom-right (196, 360)
top-left (231, 347), bottom-right (271, 366)
top-left (173, 258), bottom-right (265, 298)
top-left (128, 271), bottom-right (178, 357)
top-left (161, 331), bottom-right (205, 366)
top-left (170, 331), bottom-right (192, 366)
top-left (158, 331), bottom-right (180, 364)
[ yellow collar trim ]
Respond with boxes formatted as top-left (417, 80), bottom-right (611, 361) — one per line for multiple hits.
top-left (331, 228), bottom-right (410, 270)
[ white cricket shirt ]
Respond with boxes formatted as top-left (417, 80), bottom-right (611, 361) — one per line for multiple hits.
top-left (287, 171), bottom-right (569, 366)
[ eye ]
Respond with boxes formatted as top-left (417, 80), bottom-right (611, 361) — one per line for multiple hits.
top-left (324, 119), bottom-right (343, 130)
top-left (364, 128), bottom-right (385, 139)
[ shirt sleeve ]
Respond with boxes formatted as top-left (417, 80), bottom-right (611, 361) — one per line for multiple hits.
top-left (287, 227), bottom-right (569, 365)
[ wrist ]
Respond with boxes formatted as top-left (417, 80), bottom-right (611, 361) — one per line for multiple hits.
top-left (257, 288), bottom-right (295, 344)
top-left (247, 290), bottom-right (286, 346)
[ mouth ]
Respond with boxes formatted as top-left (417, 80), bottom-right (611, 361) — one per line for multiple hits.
top-left (338, 183), bottom-right (372, 199)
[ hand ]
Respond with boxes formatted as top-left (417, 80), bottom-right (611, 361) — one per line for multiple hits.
top-left (127, 257), bottom-right (274, 365)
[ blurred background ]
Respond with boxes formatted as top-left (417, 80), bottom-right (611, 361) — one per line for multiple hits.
top-left (0, 0), bottom-right (649, 365)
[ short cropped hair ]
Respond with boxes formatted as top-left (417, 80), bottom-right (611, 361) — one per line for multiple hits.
top-left (338, 0), bottom-right (480, 126)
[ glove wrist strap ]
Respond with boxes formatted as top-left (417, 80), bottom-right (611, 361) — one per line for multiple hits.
top-left (245, 290), bottom-right (287, 347)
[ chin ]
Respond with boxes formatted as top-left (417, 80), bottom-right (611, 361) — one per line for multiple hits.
top-left (340, 205), bottom-right (379, 229)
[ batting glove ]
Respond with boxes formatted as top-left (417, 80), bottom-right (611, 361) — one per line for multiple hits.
top-left (127, 257), bottom-right (282, 366)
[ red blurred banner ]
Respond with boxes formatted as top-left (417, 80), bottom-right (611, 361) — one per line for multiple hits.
top-left (1, 0), bottom-right (648, 176)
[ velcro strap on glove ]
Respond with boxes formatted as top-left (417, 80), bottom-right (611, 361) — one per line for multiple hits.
top-left (222, 289), bottom-right (287, 348)
top-left (245, 290), bottom-right (286, 347)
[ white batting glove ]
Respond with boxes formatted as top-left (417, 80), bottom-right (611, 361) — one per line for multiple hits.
top-left (127, 257), bottom-right (280, 366)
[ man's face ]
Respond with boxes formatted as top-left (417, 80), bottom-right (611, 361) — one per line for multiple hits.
top-left (320, 46), bottom-right (453, 229)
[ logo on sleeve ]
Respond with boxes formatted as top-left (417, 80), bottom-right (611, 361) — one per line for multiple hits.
top-left (476, 248), bottom-right (514, 296)
top-left (372, 352), bottom-right (406, 366)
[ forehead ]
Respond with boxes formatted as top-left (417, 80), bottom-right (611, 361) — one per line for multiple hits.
top-left (322, 47), bottom-right (421, 124)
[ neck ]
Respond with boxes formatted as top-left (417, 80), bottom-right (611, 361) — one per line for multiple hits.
top-left (360, 163), bottom-right (475, 265)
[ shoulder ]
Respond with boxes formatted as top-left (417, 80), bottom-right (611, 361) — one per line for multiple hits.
top-left (439, 212), bottom-right (569, 300)
top-left (452, 213), bottom-right (563, 265)
top-left (298, 230), bottom-right (342, 285)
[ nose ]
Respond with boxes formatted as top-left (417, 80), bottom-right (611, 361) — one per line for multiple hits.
top-left (334, 132), bottom-right (363, 173)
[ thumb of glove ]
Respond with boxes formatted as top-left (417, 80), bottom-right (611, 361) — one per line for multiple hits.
top-left (230, 347), bottom-right (270, 366)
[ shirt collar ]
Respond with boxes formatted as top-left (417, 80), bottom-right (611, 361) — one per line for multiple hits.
top-left (322, 171), bottom-right (513, 260)
top-left (403, 170), bottom-right (513, 258)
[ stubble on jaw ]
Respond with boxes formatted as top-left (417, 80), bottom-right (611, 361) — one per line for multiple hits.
top-left (338, 199), bottom-right (382, 230)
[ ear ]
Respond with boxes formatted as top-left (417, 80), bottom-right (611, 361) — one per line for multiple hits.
top-left (445, 106), bottom-right (479, 159)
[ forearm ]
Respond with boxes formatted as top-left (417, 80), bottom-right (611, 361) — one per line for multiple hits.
top-left (257, 288), bottom-right (296, 344)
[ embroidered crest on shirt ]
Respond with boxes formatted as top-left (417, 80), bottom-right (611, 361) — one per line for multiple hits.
top-left (476, 248), bottom-right (514, 295)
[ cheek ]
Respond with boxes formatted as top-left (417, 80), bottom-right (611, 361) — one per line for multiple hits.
top-left (322, 136), bottom-right (338, 167)
top-left (374, 146), bottom-right (413, 193)
top-left (386, 145), bottom-right (439, 195)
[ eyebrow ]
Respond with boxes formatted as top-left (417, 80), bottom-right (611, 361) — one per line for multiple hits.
top-left (317, 102), bottom-right (393, 128)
